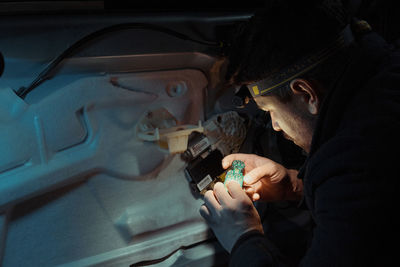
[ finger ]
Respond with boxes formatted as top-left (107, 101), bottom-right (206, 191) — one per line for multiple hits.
top-left (270, 176), bottom-right (279, 183)
top-left (245, 185), bottom-right (261, 202)
top-left (243, 167), bottom-right (265, 185)
top-left (199, 204), bottom-right (214, 223)
top-left (204, 190), bottom-right (221, 215)
top-left (243, 163), bottom-right (278, 185)
top-left (270, 175), bottom-right (284, 183)
top-left (245, 187), bottom-right (254, 194)
top-left (226, 180), bottom-right (246, 199)
top-left (244, 187), bottom-right (255, 199)
top-left (222, 153), bottom-right (250, 169)
top-left (213, 182), bottom-right (231, 206)
top-left (252, 193), bottom-right (260, 201)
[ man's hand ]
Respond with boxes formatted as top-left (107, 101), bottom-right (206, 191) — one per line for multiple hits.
top-left (222, 154), bottom-right (303, 202)
top-left (200, 181), bottom-right (264, 252)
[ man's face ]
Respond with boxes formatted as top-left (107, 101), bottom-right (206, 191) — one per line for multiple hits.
top-left (254, 94), bottom-right (316, 153)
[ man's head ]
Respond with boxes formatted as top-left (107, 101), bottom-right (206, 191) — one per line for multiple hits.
top-left (225, 0), bottom-right (350, 152)
top-left (253, 79), bottom-right (320, 152)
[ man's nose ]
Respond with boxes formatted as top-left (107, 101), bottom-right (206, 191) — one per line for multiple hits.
top-left (270, 113), bottom-right (281, 131)
top-left (272, 121), bottom-right (281, 131)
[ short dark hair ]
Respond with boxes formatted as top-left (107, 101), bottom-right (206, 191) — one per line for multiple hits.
top-left (225, 0), bottom-right (350, 101)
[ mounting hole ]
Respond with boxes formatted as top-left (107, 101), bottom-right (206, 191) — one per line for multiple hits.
top-left (166, 82), bottom-right (187, 97)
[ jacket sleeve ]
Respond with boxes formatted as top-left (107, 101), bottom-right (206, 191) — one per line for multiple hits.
top-left (299, 134), bottom-right (398, 267)
top-left (229, 230), bottom-right (288, 267)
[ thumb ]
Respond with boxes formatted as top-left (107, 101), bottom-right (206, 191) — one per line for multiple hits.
top-left (244, 162), bottom-right (280, 185)
top-left (243, 166), bottom-right (269, 185)
top-left (244, 160), bottom-right (284, 185)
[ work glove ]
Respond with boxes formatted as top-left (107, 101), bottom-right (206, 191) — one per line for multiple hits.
top-left (222, 153), bottom-right (302, 202)
top-left (200, 181), bottom-right (264, 252)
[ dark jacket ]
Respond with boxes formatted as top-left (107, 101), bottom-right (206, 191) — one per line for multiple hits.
top-left (230, 31), bottom-right (400, 266)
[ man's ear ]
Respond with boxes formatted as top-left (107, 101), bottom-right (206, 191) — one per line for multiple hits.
top-left (289, 78), bottom-right (320, 115)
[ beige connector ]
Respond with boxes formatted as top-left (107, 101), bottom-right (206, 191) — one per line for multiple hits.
top-left (137, 121), bottom-right (203, 154)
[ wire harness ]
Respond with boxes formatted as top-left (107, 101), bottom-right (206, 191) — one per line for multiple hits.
top-left (16, 23), bottom-right (221, 99)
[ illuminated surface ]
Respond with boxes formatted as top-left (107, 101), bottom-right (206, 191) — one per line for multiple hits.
top-left (0, 60), bottom-right (221, 266)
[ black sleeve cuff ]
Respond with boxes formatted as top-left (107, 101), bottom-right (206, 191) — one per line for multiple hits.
top-left (229, 230), bottom-right (288, 267)
top-left (231, 230), bottom-right (264, 255)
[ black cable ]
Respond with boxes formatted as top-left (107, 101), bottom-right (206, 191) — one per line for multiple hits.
top-left (0, 52), bottom-right (4, 78)
top-left (16, 23), bottom-right (221, 99)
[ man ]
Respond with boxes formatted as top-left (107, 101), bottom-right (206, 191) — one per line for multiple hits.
top-left (200, 0), bottom-right (399, 266)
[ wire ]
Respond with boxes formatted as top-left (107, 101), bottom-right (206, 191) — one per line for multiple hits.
top-left (16, 23), bottom-right (221, 99)
top-left (0, 52), bottom-right (4, 77)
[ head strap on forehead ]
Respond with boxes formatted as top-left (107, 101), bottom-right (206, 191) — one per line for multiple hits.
top-left (248, 24), bottom-right (354, 98)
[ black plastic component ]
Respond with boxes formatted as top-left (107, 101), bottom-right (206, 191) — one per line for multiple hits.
top-left (181, 131), bottom-right (211, 162)
top-left (185, 149), bottom-right (225, 193)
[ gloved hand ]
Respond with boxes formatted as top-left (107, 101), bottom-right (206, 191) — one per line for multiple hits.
top-left (200, 181), bottom-right (264, 252)
top-left (222, 153), bottom-right (303, 202)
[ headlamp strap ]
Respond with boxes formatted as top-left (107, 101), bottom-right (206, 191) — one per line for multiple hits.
top-left (248, 24), bottom-right (354, 97)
